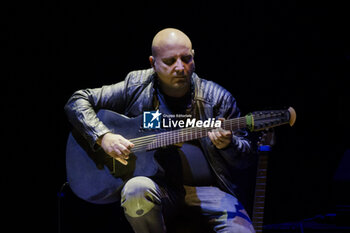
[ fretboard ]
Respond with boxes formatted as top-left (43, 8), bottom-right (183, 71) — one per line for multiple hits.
top-left (129, 117), bottom-right (247, 152)
top-left (148, 117), bottom-right (247, 150)
top-left (252, 148), bottom-right (269, 232)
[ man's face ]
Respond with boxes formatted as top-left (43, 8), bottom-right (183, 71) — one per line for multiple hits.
top-left (151, 42), bottom-right (195, 93)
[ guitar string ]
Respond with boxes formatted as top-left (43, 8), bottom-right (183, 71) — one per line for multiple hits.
top-left (128, 113), bottom-right (287, 152)
top-left (130, 117), bottom-right (247, 146)
top-left (129, 118), bottom-right (237, 144)
top-left (130, 126), bottom-right (209, 150)
top-left (131, 127), bottom-right (212, 150)
top-left (131, 113), bottom-right (285, 149)
top-left (130, 118), bottom-right (248, 151)
top-left (130, 115), bottom-right (280, 151)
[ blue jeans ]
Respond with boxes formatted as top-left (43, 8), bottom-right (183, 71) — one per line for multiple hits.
top-left (121, 176), bottom-right (255, 233)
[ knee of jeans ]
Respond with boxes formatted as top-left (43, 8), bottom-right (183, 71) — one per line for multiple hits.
top-left (213, 213), bottom-right (255, 233)
top-left (121, 176), bottom-right (161, 218)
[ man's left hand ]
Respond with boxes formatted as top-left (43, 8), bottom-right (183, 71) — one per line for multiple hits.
top-left (208, 118), bottom-right (233, 149)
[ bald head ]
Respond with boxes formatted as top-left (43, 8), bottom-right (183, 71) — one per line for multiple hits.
top-left (151, 28), bottom-right (192, 58)
top-left (149, 28), bottom-right (195, 97)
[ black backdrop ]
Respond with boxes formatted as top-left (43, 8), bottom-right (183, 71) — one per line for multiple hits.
top-left (3, 1), bottom-right (349, 232)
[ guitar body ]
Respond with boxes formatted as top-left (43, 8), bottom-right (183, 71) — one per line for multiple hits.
top-left (66, 110), bottom-right (159, 204)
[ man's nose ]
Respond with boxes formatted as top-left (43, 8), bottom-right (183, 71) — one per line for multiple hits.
top-left (174, 58), bottom-right (184, 72)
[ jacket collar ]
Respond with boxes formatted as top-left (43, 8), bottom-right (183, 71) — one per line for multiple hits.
top-left (150, 71), bottom-right (197, 110)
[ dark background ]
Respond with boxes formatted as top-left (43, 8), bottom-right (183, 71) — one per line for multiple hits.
top-left (3, 0), bottom-right (349, 232)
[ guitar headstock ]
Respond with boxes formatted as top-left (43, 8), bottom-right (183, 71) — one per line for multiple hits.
top-left (246, 107), bottom-right (296, 132)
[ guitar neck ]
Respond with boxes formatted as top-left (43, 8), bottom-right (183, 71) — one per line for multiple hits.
top-left (252, 147), bottom-right (270, 232)
top-left (129, 107), bottom-right (294, 152)
top-left (136, 117), bottom-right (247, 151)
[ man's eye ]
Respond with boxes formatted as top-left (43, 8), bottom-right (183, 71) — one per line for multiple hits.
top-left (162, 58), bottom-right (176, 65)
top-left (181, 55), bottom-right (193, 63)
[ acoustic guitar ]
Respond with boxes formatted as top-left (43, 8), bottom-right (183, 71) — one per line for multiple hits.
top-left (66, 107), bottom-right (296, 204)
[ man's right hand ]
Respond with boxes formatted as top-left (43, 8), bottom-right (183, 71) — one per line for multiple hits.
top-left (97, 133), bottom-right (134, 165)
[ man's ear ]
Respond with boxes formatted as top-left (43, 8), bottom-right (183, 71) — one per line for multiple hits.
top-left (149, 56), bottom-right (155, 68)
top-left (191, 49), bottom-right (195, 57)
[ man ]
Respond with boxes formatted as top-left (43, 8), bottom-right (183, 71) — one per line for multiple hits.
top-left (65, 28), bottom-right (256, 233)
